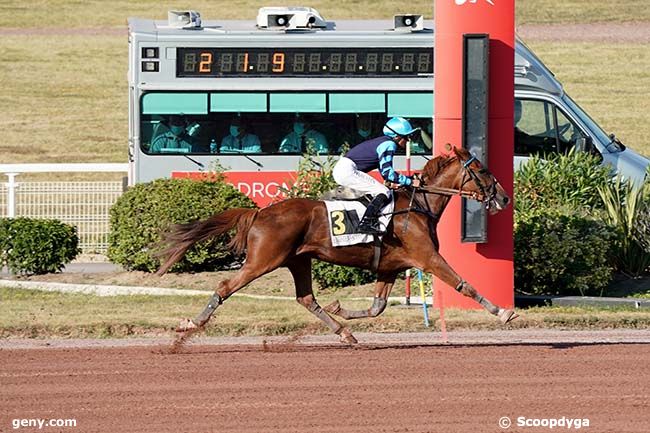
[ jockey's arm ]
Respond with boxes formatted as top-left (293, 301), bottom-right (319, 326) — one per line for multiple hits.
top-left (376, 141), bottom-right (413, 186)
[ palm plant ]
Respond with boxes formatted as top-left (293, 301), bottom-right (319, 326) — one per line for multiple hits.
top-left (598, 177), bottom-right (650, 277)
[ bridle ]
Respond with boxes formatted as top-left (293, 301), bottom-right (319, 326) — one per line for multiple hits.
top-left (395, 154), bottom-right (500, 235)
top-left (416, 155), bottom-right (499, 209)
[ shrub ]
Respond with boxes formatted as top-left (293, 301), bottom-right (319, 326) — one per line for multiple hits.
top-left (312, 260), bottom-right (375, 290)
top-left (107, 177), bottom-right (256, 272)
top-left (514, 209), bottom-right (614, 296)
top-left (515, 149), bottom-right (614, 214)
top-left (0, 218), bottom-right (80, 275)
top-left (281, 151), bottom-right (339, 199)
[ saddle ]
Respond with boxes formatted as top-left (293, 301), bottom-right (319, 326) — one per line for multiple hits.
top-left (320, 186), bottom-right (372, 203)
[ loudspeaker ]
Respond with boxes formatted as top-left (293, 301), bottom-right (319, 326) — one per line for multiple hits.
top-left (393, 15), bottom-right (424, 31)
top-left (167, 10), bottom-right (202, 29)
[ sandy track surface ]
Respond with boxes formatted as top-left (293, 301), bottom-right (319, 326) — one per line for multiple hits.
top-left (2, 329), bottom-right (650, 349)
top-left (1, 332), bottom-right (649, 432)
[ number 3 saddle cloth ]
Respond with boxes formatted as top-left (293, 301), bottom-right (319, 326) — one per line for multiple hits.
top-left (323, 195), bottom-right (394, 247)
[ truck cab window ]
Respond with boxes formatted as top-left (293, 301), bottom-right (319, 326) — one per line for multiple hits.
top-left (555, 109), bottom-right (584, 154)
top-left (514, 99), bottom-right (583, 157)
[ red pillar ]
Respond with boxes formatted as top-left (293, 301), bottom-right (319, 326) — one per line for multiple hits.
top-left (434, 0), bottom-right (514, 308)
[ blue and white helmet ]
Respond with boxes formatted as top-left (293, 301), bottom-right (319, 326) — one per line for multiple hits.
top-left (383, 117), bottom-right (419, 138)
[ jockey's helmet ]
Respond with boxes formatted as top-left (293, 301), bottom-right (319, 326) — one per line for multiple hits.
top-left (383, 117), bottom-right (419, 139)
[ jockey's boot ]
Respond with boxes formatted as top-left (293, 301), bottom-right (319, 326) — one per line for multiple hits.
top-left (357, 193), bottom-right (390, 235)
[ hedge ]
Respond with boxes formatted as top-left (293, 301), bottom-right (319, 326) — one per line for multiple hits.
top-left (514, 209), bottom-right (615, 296)
top-left (107, 178), bottom-right (256, 272)
top-left (312, 260), bottom-right (375, 290)
top-left (0, 218), bottom-right (80, 275)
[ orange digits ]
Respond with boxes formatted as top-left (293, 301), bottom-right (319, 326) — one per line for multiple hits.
top-left (199, 52), bottom-right (212, 73)
top-left (272, 53), bottom-right (285, 73)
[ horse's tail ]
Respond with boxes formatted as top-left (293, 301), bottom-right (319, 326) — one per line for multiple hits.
top-left (155, 208), bottom-right (258, 276)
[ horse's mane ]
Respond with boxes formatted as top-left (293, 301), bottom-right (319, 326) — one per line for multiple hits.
top-left (421, 147), bottom-right (471, 182)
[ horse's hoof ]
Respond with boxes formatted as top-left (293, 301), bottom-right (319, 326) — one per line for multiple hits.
top-left (338, 328), bottom-right (358, 345)
top-left (324, 300), bottom-right (342, 315)
top-left (498, 309), bottom-right (519, 324)
top-left (176, 318), bottom-right (199, 332)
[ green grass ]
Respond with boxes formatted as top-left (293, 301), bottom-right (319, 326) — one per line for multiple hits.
top-left (0, 0), bottom-right (433, 28)
top-left (0, 287), bottom-right (426, 338)
top-left (1, 0), bottom-right (648, 28)
top-left (2, 287), bottom-right (650, 339)
top-left (516, 0), bottom-right (650, 24)
top-left (0, 35), bottom-right (126, 163)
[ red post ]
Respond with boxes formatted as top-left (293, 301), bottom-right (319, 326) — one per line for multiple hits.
top-left (434, 0), bottom-right (514, 308)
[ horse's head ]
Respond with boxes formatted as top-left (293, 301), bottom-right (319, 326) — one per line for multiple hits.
top-left (420, 147), bottom-right (510, 214)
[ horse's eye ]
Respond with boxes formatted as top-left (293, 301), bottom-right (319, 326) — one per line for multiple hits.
top-left (478, 169), bottom-right (488, 174)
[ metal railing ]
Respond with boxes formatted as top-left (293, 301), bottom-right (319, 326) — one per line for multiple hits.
top-left (0, 164), bottom-right (128, 254)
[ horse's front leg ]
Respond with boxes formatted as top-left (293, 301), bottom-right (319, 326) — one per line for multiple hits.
top-left (424, 254), bottom-right (518, 324)
top-left (324, 273), bottom-right (396, 320)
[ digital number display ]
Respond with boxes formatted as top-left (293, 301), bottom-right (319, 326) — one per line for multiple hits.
top-left (176, 48), bottom-right (433, 77)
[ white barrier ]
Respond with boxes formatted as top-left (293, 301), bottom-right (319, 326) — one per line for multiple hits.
top-left (0, 164), bottom-right (128, 254)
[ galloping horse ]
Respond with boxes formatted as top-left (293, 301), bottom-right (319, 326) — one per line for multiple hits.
top-left (156, 146), bottom-right (516, 344)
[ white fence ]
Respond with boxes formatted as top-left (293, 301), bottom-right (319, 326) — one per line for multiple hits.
top-left (0, 164), bottom-right (128, 254)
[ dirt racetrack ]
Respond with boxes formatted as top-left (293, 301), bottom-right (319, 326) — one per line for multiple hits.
top-left (1, 334), bottom-right (649, 433)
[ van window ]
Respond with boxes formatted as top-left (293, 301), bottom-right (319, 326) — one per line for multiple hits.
top-left (514, 99), bottom-right (585, 157)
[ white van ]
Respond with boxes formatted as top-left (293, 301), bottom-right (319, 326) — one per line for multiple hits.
top-left (514, 37), bottom-right (649, 184)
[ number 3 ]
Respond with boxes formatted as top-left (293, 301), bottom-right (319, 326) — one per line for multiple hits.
top-left (331, 211), bottom-right (346, 235)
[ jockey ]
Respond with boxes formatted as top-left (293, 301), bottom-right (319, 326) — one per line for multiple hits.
top-left (332, 116), bottom-right (422, 235)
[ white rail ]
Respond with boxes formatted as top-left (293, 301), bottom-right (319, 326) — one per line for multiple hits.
top-left (1, 164), bottom-right (129, 254)
top-left (0, 163), bottom-right (128, 173)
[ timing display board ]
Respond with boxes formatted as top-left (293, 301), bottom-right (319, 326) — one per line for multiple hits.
top-left (176, 47), bottom-right (433, 77)
top-left (461, 34), bottom-right (489, 243)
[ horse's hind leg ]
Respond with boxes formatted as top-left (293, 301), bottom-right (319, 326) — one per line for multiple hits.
top-left (177, 264), bottom-right (265, 331)
top-left (178, 240), bottom-right (293, 331)
top-left (425, 255), bottom-right (518, 324)
top-left (287, 256), bottom-right (357, 345)
top-left (324, 273), bottom-right (397, 320)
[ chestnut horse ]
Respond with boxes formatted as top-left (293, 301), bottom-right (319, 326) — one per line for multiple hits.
top-left (156, 147), bottom-right (516, 344)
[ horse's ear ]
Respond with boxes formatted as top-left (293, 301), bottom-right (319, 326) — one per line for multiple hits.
top-left (452, 146), bottom-right (470, 159)
top-left (444, 142), bottom-right (453, 152)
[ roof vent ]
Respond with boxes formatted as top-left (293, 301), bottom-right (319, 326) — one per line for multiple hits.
top-left (256, 7), bottom-right (326, 30)
top-left (167, 10), bottom-right (202, 29)
top-left (393, 14), bottom-right (423, 32)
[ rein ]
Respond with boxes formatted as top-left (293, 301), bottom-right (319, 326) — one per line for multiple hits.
top-left (416, 185), bottom-right (482, 200)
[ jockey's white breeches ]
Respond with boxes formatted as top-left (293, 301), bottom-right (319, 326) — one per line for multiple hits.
top-left (332, 157), bottom-right (389, 197)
